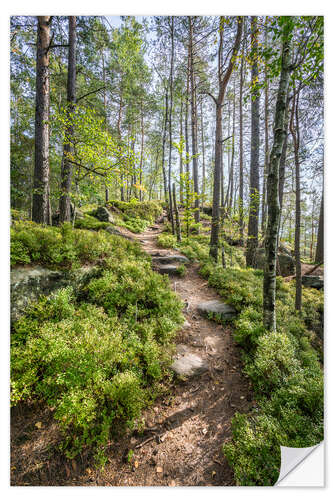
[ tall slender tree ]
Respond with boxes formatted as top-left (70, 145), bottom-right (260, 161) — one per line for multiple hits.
top-left (209, 16), bottom-right (243, 261)
top-left (246, 16), bottom-right (260, 267)
top-left (263, 17), bottom-right (294, 331)
top-left (59, 16), bottom-right (77, 223)
top-left (32, 16), bottom-right (52, 224)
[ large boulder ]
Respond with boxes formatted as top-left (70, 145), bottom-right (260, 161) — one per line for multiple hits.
top-left (91, 206), bottom-right (115, 224)
top-left (256, 248), bottom-right (295, 277)
top-left (11, 265), bottom-right (101, 323)
top-left (302, 275), bottom-right (324, 290)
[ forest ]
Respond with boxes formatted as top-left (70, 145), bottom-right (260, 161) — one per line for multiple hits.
top-left (10, 15), bottom-right (324, 487)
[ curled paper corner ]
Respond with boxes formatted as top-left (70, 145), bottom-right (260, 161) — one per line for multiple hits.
top-left (275, 441), bottom-right (324, 486)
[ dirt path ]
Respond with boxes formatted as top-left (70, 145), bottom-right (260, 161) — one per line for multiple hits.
top-left (11, 221), bottom-right (253, 486)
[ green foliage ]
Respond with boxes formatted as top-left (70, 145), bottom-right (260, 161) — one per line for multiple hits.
top-left (74, 215), bottom-right (110, 231)
top-left (157, 233), bottom-right (177, 249)
top-left (105, 199), bottom-right (163, 234)
top-left (10, 221), bottom-right (139, 269)
top-left (174, 235), bottom-right (323, 485)
top-left (11, 231), bottom-right (184, 465)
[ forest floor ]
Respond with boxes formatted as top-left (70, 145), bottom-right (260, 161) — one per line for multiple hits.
top-left (10, 218), bottom-right (254, 486)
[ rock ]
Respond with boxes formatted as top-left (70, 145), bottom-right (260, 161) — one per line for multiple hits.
top-left (105, 226), bottom-right (133, 240)
top-left (91, 206), bottom-right (115, 224)
top-left (171, 345), bottom-right (208, 377)
top-left (149, 225), bottom-right (159, 230)
top-left (197, 300), bottom-right (237, 320)
top-left (256, 248), bottom-right (295, 277)
top-left (302, 275), bottom-right (324, 290)
top-left (155, 264), bottom-right (180, 276)
top-left (156, 215), bottom-right (165, 224)
top-left (10, 265), bottom-right (101, 322)
top-left (152, 255), bottom-right (189, 265)
top-left (201, 206), bottom-right (212, 216)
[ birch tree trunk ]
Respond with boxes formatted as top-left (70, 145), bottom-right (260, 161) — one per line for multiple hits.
top-left (32, 16), bottom-right (52, 224)
top-left (315, 190), bottom-right (324, 263)
top-left (263, 18), bottom-right (294, 331)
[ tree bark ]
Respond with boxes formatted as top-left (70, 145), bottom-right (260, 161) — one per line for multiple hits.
top-left (290, 90), bottom-right (302, 311)
top-left (189, 17), bottom-right (200, 224)
top-left (239, 33), bottom-right (244, 244)
top-left (179, 96), bottom-right (184, 204)
top-left (59, 16), bottom-right (77, 223)
top-left (246, 16), bottom-right (260, 268)
top-left (168, 16), bottom-right (175, 234)
top-left (173, 183), bottom-right (181, 242)
top-left (315, 190), bottom-right (324, 263)
top-left (209, 16), bottom-right (243, 261)
top-left (32, 16), bottom-right (52, 224)
top-left (263, 19), bottom-right (294, 331)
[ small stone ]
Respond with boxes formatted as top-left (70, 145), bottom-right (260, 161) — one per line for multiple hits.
top-left (171, 349), bottom-right (209, 378)
top-left (183, 320), bottom-right (191, 328)
top-left (197, 300), bottom-right (237, 320)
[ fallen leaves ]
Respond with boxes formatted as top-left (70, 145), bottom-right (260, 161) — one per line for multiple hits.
top-left (156, 466), bottom-right (163, 473)
top-left (35, 421), bottom-right (42, 429)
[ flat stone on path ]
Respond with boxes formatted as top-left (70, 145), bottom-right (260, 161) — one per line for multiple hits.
top-left (171, 345), bottom-right (208, 377)
top-left (152, 255), bottom-right (189, 265)
top-left (197, 300), bottom-right (237, 319)
top-left (155, 264), bottom-right (180, 276)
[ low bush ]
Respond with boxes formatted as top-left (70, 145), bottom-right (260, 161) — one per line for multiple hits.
top-left (10, 221), bottom-right (142, 269)
top-left (173, 234), bottom-right (323, 485)
top-left (74, 214), bottom-right (110, 231)
top-left (157, 233), bottom-right (177, 249)
top-left (11, 229), bottom-right (184, 466)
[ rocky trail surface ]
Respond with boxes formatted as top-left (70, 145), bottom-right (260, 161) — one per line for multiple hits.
top-left (11, 217), bottom-right (253, 486)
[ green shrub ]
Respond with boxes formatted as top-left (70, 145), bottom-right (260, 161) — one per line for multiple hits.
top-left (177, 234), bottom-right (323, 485)
top-left (11, 242), bottom-right (183, 465)
top-left (10, 221), bottom-right (144, 270)
top-left (74, 215), bottom-right (110, 231)
top-left (157, 233), bottom-right (177, 249)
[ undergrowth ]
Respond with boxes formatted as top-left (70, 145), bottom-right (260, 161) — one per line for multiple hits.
top-left (164, 230), bottom-right (323, 485)
top-left (11, 225), bottom-right (184, 466)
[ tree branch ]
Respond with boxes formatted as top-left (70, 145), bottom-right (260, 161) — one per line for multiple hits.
top-left (76, 87), bottom-right (106, 103)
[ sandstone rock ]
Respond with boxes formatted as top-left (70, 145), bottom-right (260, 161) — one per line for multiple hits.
top-left (91, 206), bottom-right (115, 224)
top-left (302, 275), bottom-right (324, 290)
top-left (171, 345), bottom-right (208, 377)
top-left (152, 255), bottom-right (189, 265)
top-left (105, 226), bottom-right (133, 240)
top-left (197, 300), bottom-right (237, 320)
top-left (256, 248), bottom-right (295, 277)
top-left (155, 264), bottom-right (180, 276)
top-left (11, 265), bottom-right (101, 322)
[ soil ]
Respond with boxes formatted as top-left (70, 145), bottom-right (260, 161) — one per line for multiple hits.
top-left (10, 219), bottom-right (253, 486)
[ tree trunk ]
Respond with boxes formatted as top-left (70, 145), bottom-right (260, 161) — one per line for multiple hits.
top-left (139, 102), bottom-right (144, 202)
top-left (173, 183), bottom-right (181, 242)
top-left (209, 16), bottom-right (243, 261)
top-left (263, 19), bottom-right (294, 331)
top-left (179, 96), bottom-right (184, 204)
top-left (32, 16), bottom-right (52, 224)
top-left (246, 17), bottom-right (260, 268)
top-left (200, 98), bottom-right (206, 209)
top-left (315, 190), bottom-right (324, 263)
top-left (261, 28), bottom-right (269, 235)
top-left (168, 16), bottom-right (175, 234)
top-left (189, 17), bottom-right (200, 224)
top-left (290, 91), bottom-right (302, 311)
top-left (239, 35), bottom-right (244, 244)
top-left (161, 89), bottom-right (169, 201)
top-left (59, 16), bottom-right (77, 223)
